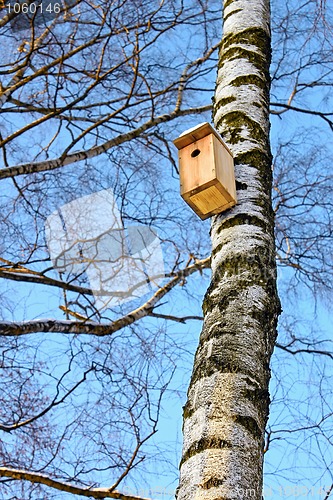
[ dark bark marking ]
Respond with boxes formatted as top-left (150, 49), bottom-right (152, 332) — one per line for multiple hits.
top-left (217, 111), bottom-right (266, 146)
top-left (220, 27), bottom-right (271, 61)
top-left (235, 414), bottom-right (262, 440)
top-left (215, 213), bottom-right (268, 234)
top-left (200, 477), bottom-right (225, 490)
top-left (180, 437), bottom-right (232, 467)
top-left (224, 8), bottom-right (242, 24)
top-left (224, 0), bottom-right (241, 10)
top-left (236, 180), bottom-right (248, 190)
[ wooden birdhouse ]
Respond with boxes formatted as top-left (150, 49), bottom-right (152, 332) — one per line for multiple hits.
top-left (173, 122), bottom-right (237, 219)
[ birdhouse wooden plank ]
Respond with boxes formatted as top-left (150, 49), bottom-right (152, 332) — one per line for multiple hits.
top-left (173, 122), bottom-right (237, 219)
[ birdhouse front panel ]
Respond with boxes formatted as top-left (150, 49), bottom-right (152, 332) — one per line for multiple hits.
top-left (174, 122), bottom-right (237, 220)
top-left (178, 134), bottom-right (215, 195)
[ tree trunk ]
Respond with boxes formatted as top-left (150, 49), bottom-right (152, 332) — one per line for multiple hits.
top-left (177, 1), bottom-right (280, 498)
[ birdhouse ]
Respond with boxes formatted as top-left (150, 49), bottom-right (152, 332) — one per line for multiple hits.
top-left (173, 122), bottom-right (237, 219)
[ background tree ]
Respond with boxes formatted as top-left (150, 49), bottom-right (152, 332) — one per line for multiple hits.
top-left (0, 0), bottom-right (332, 498)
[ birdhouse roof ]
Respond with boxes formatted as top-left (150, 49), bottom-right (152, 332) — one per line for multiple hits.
top-left (173, 122), bottom-right (233, 156)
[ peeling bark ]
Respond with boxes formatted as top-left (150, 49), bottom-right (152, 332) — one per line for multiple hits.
top-left (178, 1), bottom-right (280, 499)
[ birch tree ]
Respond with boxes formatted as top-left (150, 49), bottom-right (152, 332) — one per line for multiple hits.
top-left (177, 1), bottom-right (281, 498)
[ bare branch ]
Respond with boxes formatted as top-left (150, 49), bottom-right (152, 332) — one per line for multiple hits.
top-left (148, 312), bottom-right (203, 323)
top-left (0, 269), bottom-right (94, 295)
top-left (0, 257), bottom-right (210, 336)
top-left (270, 102), bottom-right (333, 129)
top-left (0, 106), bottom-right (212, 179)
top-left (0, 365), bottom-right (95, 432)
top-left (275, 342), bottom-right (333, 360)
top-left (324, 484), bottom-right (333, 500)
top-left (0, 467), bottom-right (150, 499)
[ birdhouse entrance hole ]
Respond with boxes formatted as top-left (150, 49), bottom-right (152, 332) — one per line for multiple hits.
top-left (191, 149), bottom-right (201, 158)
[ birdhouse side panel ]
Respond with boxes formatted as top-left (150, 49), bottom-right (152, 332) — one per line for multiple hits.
top-left (179, 134), bottom-right (215, 195)
top-left (212, 135), bottom-right (237, 204)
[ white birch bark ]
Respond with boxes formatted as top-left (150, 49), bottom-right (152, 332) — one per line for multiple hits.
top-left (177, 1), bottom-right (280, 498)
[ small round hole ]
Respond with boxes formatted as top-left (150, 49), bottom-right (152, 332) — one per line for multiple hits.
top-left (191, 149), bottom-right (201, 158)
